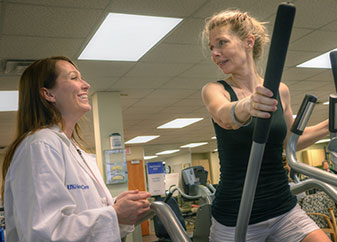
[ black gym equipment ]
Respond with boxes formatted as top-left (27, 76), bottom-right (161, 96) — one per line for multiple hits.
top-left (235, 3), bottom-right (296, 242)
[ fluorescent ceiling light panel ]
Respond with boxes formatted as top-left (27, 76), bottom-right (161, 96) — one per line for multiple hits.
top-left (157, 118), bottom-right (203, 129)
top-left (297, 48), bottom-right (337, 68)
top-left (156, 149), bottom-right (180, 155)
top-left (125, 135), bottom-right (159, 144)
top-left (0, 91), bottom-right (18, 111)
top-left (180, 142), bottom-right (208, 148)
top-left (78, 13), bottom-right (183, 61)
top-left (144, 155), bottom-right (158, 160)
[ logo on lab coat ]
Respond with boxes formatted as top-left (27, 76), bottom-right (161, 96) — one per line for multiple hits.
top-left (67, 184), bottom-right (89, 190)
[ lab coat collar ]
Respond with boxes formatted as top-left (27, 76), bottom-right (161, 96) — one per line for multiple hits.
top-left (49, 125), bottom-right (71, 147)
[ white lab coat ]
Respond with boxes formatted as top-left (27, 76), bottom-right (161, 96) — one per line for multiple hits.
top-left (4, 125), bottom-right (133, 242)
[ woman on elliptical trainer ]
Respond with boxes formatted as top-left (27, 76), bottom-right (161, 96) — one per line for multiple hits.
top-left (201, 9), bottom-right (331, 242)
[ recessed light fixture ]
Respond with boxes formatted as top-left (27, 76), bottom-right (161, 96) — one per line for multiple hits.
top-left (144, 155), bottom-right (158, 160)
top-left (180, 142), bottom-right (208, 148)
top-left (0, 91), bottom-right (18, 112)
top-left (157, 118), bottom-right (203, 129)
top-left (156, 149), bottom-right (180, 155)
top-left (297, 48), bottom-right (337, 68)
top-left (125, 135), bottom-right (159, 144)
top-left (211, 136), bottom-right (216, 139)
top-left (324, 101), bottom-right (329, 105)
top-left (78, 13), bottom-right (183, 61)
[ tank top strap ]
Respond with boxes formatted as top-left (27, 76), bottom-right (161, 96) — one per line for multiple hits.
top-left (217, 80), bottom-right (238, 102)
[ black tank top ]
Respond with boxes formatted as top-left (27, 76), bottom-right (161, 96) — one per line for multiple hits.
top-left (212, 80), bottom-right (297, 226)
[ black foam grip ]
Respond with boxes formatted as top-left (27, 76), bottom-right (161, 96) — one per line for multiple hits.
top-left (253, 3), bottom-right (296, 143)
top-left (291, 95), bottom-right (317, 135)
top-left (329, 94), bottom-right (337, 132)
top-left (163, 192), bottom-right (173, 203)
top-left (330, 51), bottom-right (337, 93)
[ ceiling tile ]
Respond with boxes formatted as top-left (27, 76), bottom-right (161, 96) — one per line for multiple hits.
top-left (142, 43), bottom-right (205, 64)
top-left (7, 0), bottom-right (110, 8)
top-left (164, 18), bottom-right (205, 45)
top-left (290, 30), bottom-right (337, 52)
top-left (292, 0), bottom-right (337, 28)
top-left (111, 76), bottom-right (169, 89)
top-left (129, 97), bottom-right (181, 107)
top-left (76, 61), bottom-right (136, 78)
top-left (180, 61), bottom-right (225, 79)
top-left (87, 76), bottom-right (119, 94)
top-left (177, 98), bottom-right (204, 106)
top-left (285, 50), bottom-right (322, 68)
top-left (107, 0), bottom-right (207, 17)
top-left (290, 28), bottom-right (313, 43)
top-left (145, 88), bottom-right (195, 99)
top-left (0, 36), bottom-right (84, 59)
top-left (117, 88), bottom-right (154, 99)
top-left (120, 98), bottom-right (141, 110)
top-left (126, 63), bottom-right (194, 77)
top-left (283, 67), bottom-right (325, 82)
top-left (193, 0), bottom-right (283, 20)
top-left (321, 19), bottom-right (337, 32)
top-left (0, 76), bottom-right (20, 90)
top-left (307, 69), bottom-right (335, 82)
top-left (158, 105), bottom-right (200, 114)
top-left (125, 105), bottom-right (165, 114)
top-left (3, 3), bottom-right (103, 38)
top-left (161, 76), bottom-right (208, 90)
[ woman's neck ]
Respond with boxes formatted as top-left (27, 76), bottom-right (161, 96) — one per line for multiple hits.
top-left (229, 71), bottom-right (263, 92)
top-left (228, 56), bottom-right (262, 89)
top-left (59, 117), bottom-right (77, 139)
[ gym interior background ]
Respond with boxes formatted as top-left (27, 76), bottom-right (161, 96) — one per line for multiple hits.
top-left (0, 0), bottom-right (337, 241)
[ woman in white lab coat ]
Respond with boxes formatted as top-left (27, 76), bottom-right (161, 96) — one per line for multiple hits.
top-left (1, 56), bottom-right (151, 242)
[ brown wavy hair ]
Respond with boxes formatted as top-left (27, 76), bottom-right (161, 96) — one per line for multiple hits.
top-left (1, 56), bottom-right (85, 200)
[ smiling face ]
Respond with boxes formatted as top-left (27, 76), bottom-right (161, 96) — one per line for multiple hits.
top-left (209, 25), bottom-right (252, 75)
top-left (41, 60), bottom-right (91, 122)
top-left (323, 161), bottom-right (330, 171)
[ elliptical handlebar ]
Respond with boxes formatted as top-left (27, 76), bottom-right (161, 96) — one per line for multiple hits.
top-left (286, 95), bottom-right (337, 187)
top-left (164, 184), bottom-right (215, 203)
top-left (290, 178), bottom-right (337, 203)
top-left (150, 201), bottom-right (192, 242)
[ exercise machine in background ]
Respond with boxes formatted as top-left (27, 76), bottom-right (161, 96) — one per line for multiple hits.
top-left (152, 166), bottom-right (215, 242)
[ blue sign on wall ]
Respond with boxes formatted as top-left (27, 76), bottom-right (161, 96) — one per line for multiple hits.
top-left (147, 161), bottom-right (164, 174)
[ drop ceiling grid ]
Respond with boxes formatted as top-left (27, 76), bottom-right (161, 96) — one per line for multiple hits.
top-left (290, 30), bottom-right (337, 52)
top-left (3, 3), bottom-right (103, 38)
top-left (291, 0), bottom-right (337, 29)
top-left (6, 0), bottom-right (110, 9)
top-left (0, 0), bottom-right (336, 155)
top-left (0, 36), bottom-right (84, 60)
top-left (111, 76), bottom-right (170, 89)
top-left (107, 0), bottom-right (208, 17)
top-left (192, 0), bottom-right (286, 20)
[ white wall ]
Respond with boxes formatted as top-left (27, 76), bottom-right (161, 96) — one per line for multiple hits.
top-left (161, 152), bottom-right (192, 174)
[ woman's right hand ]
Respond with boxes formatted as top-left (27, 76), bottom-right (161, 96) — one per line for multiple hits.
top-left (113, 190), bottom-right (151, 225)
top-left (248, 85), bottom-right (278, 118)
